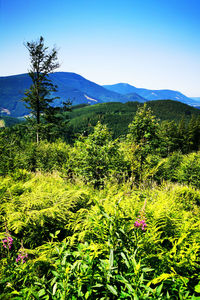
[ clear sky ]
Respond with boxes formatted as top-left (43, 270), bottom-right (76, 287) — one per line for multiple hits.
top-left (0, 0), bottom-right (200, 96)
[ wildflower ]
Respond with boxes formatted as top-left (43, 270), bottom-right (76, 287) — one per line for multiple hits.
top-left (16, 241), bottom-right (28, 264)
top-left (2, 236), bottom-right (13, 250)
top-left (134, 199), bottom-right (147, 231)
top-left (134, 221), bottom-right (140, 228)
top-left (134, 216), bottom-right (147, 231)
top-left (16, 253), bottom-right (28, 264)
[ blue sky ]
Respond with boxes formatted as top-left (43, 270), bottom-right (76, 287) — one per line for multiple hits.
top-left (0, 0), bottom-right (200, 96)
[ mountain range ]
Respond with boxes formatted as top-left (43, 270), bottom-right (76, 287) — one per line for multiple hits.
top-left (103, 83), bottom-right (198, 106)
top-left (0, 72), bottom-right (199, 117)
top-left (0, 73), bottom-right (145, 117)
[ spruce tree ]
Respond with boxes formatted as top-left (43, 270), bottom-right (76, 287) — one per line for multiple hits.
top-left (23, 36), bottom-right (60, 143)
top-left (127, 104), bottom-right (160, 179)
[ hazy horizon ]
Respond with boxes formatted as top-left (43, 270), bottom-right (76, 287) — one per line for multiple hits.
top-left (1, 0), bottom-right (200, 97)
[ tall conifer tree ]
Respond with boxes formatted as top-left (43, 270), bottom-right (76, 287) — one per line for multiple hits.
top-left (23, 36), bottom-right (60, 143)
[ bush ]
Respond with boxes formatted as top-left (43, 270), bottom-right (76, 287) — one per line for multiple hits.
top-left (172, 185), bottom-right (200, 210)
top-left (14, 140), bottom-right (70, 172)
top-left (154, 152), bottom-right (183, 182)
top-left (69, 122), bottom-right (128, 187)
top-left (0, 173), bottom-right (92, 248)
top-left (177, 152), bottom-right (200, 188)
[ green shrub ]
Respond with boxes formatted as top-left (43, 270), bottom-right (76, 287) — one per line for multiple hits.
top-left (69, 122), bottom-right (128, 187)
top-left (172, 185), bottom-right (200, 210)
top-left (14, 140), bottom-right (70, 172)
top-left (155, 152), bottom-right (183, 182)
top-left (177, 152), bottom-right (200, 188)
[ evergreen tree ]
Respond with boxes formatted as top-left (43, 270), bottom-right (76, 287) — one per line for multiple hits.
top-left (23, 36), bottom-right (60, 143)
top-left (177, 117), bottom-right (187, 153)
top-left (188, 115), bottom-right (200, 152)
top-left (70, 122), bottom-right (126, 187)
top-left (42, 100), bottom-right (72, 142)
top-left (159, 120), bottom-right (179, 155)
top-left (127, 104), bottom-right (160, 173)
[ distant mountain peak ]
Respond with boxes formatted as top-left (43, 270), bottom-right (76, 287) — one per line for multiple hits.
top-left (0, 72), bottom-right (144, 117)
top-left (103, 83), bottom-right (198, 106)
top-left (1, 72), bottom-right (198, 118)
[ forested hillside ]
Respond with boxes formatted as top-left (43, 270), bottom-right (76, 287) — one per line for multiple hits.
top-left (67, 100), bottom-right (200, 138)
top-left (0, 115), bottom-right (24, 127)
top-left (1, 102), bottom-right (200, 299)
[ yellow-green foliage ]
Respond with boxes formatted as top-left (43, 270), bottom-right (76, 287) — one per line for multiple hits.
top-left (0, 120), bottom-right (5, 128)
top-left (154, 151), bottom-right (200, 188)
top-left (177, 152), bottom-right (200, 188)
top-left (1, 173), bottom-right (200, 299)
top-left (0, 173), bottom-right (93, 247)
top-left (14, 140), bottom-right (71, 172)
top-left (69, 180), bottom-right (200, 279)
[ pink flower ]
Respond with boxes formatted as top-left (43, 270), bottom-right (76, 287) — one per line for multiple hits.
top-left (2, 235), bottom-right (13, 250)
top-left (134, 217), bottom-right (147, 231)
top-left (134, 221), bottom-right (140, 228)
top-left (16, 252), bottom-right (28, 264)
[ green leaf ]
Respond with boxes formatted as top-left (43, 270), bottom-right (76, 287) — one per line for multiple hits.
top-left (156, 283), bottom-right (163, 296)
top-left (134, 294), bottom-right (139, 300)
top-left (195, 284), bottom-right (200, 293)
top-left (125, 283), bottom-right (134, 293)
top-left (92, 284), bottom-right (104, 288)
top-left (50, 277), bottom-right (57, 286)
top-left (121, 252), bottom-right (130, 268)
top-left (109, 248), bottom-right (114, 268)
top-left (61, 254), bottom-right (67, 266)
top-left (52, 270), bottom-right (59, 277)
top-left (85, 291), bottom-right (90, 299)
top-left (107, 284), bottom-right (118, 296)
top-left (52, 282), bottom-right (57, 296)
top-left (142, 267), bottom-right (154, 272)
top-left (55, 230), bottom-right (61, 236)
top-left (120, 291), bottom-right (131, 298)
top-left (38, 289), bottom-right (46, 297)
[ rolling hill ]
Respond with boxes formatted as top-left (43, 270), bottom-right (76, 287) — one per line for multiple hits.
top-left (67, 100), bottom-right (200, 138)
top-left (0, 73), bottom-right (145, 117)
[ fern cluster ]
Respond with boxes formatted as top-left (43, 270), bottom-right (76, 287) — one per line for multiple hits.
top-left (1, 173), bottom-right (200, 299)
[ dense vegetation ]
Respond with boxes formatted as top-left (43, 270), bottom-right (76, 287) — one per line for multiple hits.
top-left (0, 115), bottom-right (23, 127)
top-left (1, 103), bottom-right (200, 299)
top-left (67, 100), bottom-right (200, 139)
top-left (1, 99), bottom-right (200, 141)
